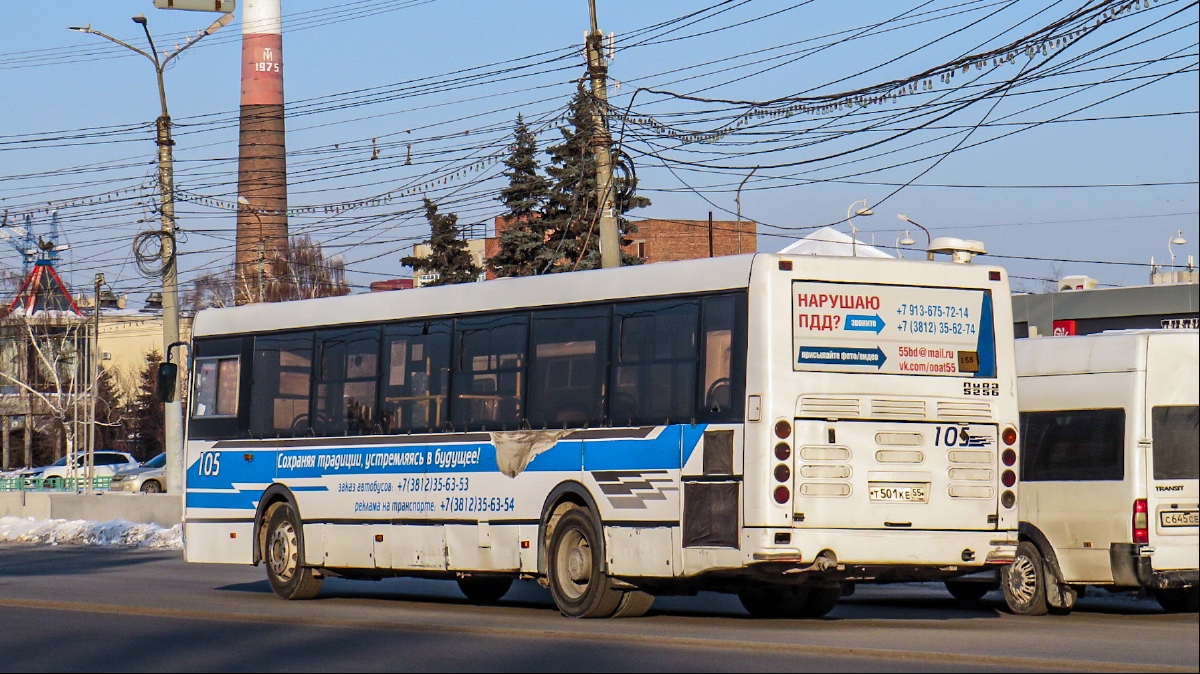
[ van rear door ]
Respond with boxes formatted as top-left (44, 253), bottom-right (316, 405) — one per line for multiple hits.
top-left (1144, 335), bottom-right (1199, 573)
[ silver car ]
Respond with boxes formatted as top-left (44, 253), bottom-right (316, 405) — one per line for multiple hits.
top-left (109, 453), bottom-right (167, 493)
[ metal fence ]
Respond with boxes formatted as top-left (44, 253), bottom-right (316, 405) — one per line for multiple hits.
top-left (0, 476), bottom-right (113, 492)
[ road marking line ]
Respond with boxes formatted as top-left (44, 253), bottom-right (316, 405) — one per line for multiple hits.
top-left (0, 597), bottom-right (1191, 673)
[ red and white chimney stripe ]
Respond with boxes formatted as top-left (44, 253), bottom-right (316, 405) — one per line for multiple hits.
top-left (240, 0), bottom-right (283, 107)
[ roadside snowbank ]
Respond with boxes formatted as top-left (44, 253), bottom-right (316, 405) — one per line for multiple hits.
top-left (0, 515), bottom-right (182, 549)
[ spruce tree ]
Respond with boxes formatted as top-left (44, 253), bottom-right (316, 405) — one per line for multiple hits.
top-left (488, 115), bottom-right (553, 277)
top-left (128, 350), bottom-right (165, 462)
top-left (401, 198), bottom-right (482, 286)
top-left (543, 84), bottom-right (649, 272)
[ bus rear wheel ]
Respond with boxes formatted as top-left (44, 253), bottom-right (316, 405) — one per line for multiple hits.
top-left (546, 507), bottom-right (623, 618)
top-left (1003, 541), bottom-right (1048, 615)
top-left (738, 585), bottom-right (836, 618)
top-left (264, 502), bottom-right (323, 600)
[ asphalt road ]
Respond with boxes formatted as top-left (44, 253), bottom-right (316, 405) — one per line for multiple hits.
top-left (0, 544), bottom-right (1195, 673)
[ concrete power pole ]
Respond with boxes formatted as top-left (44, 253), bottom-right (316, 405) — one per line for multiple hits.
top-left (586, 0), bottom-right (621, 269)
top-left (236, 0), bottom-right (290, 304)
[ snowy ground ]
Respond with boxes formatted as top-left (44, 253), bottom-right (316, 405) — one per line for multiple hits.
top-left (0, 515), bottom-right (182, 549)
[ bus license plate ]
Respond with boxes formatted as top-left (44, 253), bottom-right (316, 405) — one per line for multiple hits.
top-left (1160, 511), bottom-right (1199, 527)
top-left (869, 483), bottom-right (929, 503)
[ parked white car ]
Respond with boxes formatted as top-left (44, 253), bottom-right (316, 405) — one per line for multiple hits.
top-left (109, 453), bottom-right (167, 493)
top-left (33, 451), bottom-right (140, 483)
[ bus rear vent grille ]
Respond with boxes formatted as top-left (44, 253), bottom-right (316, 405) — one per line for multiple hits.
top-left (871, 398), bottom-right (927, 419)
top-left (799, 396), bottom-right (861, 419)
top-left (937, 401), bottom-right (993, 421)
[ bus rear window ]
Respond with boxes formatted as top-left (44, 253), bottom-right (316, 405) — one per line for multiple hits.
top-left (1152, 406), bottom-right (1199, 480)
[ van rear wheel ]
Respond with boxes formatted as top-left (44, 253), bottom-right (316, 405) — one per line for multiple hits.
top-left (1003, 541), bottom-right (1048, 615)
top-left (1154, 587), bottom-right (1199, 613)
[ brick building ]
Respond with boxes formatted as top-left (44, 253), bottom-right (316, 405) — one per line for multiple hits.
top-left (479, 216), bottom-right (757, 277)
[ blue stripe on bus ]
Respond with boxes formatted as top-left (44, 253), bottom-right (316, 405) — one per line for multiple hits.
top-left (187, 424), bottom-right (709, 509)
top-left (975, 292), bottom-right (996, 378)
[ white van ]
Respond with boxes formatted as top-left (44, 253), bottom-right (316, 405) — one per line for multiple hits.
top-left (1007, 329), bottom-right (1198, 614)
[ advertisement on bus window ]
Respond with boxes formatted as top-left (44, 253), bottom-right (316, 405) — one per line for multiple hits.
top-left (791, 282), bottom-right (996, 377)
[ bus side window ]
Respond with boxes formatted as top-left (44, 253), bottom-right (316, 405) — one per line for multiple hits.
top-left (528, 307), bottom-right (609, 428)
top-left (380, 320), bottom-right (452, 433)
top-left (192, 357), bottom-right (240, 418)
top-left (611, 298), bottom-right (699, 426)
top-left (250, 333), bottom-right (314, 438)
top-left (312, 327), bottom-right (381, 436)
top-left (1020, 409), bottom-right (1126, 481)
top-left (698, 294), bottom-right (745, 422)
top-left (452, 314), bottom-right (529, 431)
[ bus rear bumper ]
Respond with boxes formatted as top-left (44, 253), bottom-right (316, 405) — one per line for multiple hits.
top-left (738, 528), bottom-right (1017, 581)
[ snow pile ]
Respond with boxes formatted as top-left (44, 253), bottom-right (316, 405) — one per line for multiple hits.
top-left (0, 515), bottom-right (182, 549)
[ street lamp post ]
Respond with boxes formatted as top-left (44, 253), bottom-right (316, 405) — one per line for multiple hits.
top-left (846, 199), bottom-right (873, 257)
top-left (70, 11), bottom-right (233, 494)
top-left (237, 197), bottom-right (267, 303)
top-left (896, 214), bottom-right (934, 260)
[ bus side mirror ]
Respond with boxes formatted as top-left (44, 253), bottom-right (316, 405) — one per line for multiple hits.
top-left (156, 362), bottom-right (179, 403)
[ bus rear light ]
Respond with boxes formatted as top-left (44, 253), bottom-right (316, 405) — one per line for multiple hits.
top-left (1002, 427), bottom-right (1017, 446)
top-left (1001, 490), bottom-right (1016, 509)
top-left (773, 485), bottom-right (790, 504)
top-left (774, 442), bottom-right (791, 461)
top-left (774, 420), bottom-right (792, 439)
top-left (1001, 469), bottom-right (1016, 488)
top-left (1001, 449), bottom-right (1017, 467)
top-left (774, 464), bottom-right (791, 483)
top-left (1133, 499), bottom-right (1149, 544)
top-left (779, 260), bottom-right (793, 271)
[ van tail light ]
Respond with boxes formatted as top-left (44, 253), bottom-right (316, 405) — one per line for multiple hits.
top-left (1132, 499), bottom-right (1149, 544)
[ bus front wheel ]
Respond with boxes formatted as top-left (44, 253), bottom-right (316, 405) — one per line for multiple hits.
top-left (546, 507), bottom-right (624, 618)
top-left (1003, 541), bottom-right (1048, 615)
top-left (263, 502), bottom-right (323, 600)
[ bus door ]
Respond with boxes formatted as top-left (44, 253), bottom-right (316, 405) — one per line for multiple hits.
top-left (792, 419), bottom-right (998, 531)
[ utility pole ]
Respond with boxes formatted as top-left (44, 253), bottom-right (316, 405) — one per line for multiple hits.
top-left (586, 0), bottom-right (621, 269)
top-left (70, 11), bottom-right (233, 494)
top-left (708, 211), bottom-right (715, 258)
top-left (87, 273), bottom-right (103, 492)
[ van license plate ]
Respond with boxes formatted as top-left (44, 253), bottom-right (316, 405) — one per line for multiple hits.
top-left (1160, 511), bottom-right (1199, 527)
top-left (869, 483), bottom-right (929, 503)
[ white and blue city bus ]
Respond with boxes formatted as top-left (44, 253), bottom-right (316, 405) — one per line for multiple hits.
top-left (183, 252), bottom-right (1019, 618)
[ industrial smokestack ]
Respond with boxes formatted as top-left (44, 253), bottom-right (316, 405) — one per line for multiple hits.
top-left (235, 0), bottom-right (288, 304)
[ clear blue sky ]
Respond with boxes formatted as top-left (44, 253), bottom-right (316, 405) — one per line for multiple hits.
top-left (2, 1), bottom-right (1197, 299)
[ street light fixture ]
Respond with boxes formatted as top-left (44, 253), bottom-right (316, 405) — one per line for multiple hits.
top-left (846, 199), bottom-right (873, 257)
top-left (1169, 230), bottom-right (1188, 269)
top-left (69, 11), bottom-right (233, 495)
top-left (896, 230), bottom-right (915, 258)
top-left (896, 214), bottom-right (934, 260)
